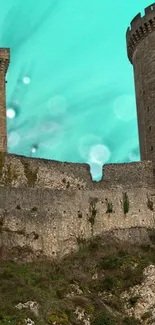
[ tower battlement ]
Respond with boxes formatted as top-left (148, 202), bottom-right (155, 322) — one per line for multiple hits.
top-left (126, 3), bottom-right (155, 63)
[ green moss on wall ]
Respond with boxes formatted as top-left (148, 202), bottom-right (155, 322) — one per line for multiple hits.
top-left (22, 161), bottom-right (38, 187)
top-left (0, 154), bottom-right (18, 185)
top-left (123, 192), bottom-right (129, 214)
top-left (106, 201), bottom-right (113, 213)
top-left (88, 198), bottom-right (98, 229)
top-left (4, 164), bottom-right (18, 185)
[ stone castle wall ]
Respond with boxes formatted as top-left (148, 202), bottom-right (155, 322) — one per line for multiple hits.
top-left (0, 153), bottom-right (155, 190)
top-left (0, 152), bottom-right (155, 260)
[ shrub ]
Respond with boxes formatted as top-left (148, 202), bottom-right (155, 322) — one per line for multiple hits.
top-left (48, 310), bottom-right (69, 324)
top-left (123, 316), bottom-right (140, 325)
top-left (128, 296), bottom-right (140, 307)
top-left (106, 202), bottom-right (113, 213)
top-left (103, 295), bottom-right (123, 312)
top-left (141, 311), bottom-right (152, 320)
top-left (123, 193), bottom-right (129, 214)
top-left (102, 275), bottom-right (116, 291)
top-left (100, 255), bottom-right (124, 270)
top-left (148, 229), bottom-right (155, 244)
top-left (88, 202), bottom-right (97, 226)
top-left (91, 311), bottom-right (115, 325)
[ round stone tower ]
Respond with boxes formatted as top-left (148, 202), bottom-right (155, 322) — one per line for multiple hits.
top-left (126, 3), bottom-right (155, 169)
top-left (0, 48), bottom-right (10, 152)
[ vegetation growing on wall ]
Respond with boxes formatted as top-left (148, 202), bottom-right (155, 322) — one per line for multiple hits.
top-left (76, 236), bottom-right (87, 250)
top-left (106, 201), bottom-right (113, 213)
top-left (123, 193), bottom-right (129, 214)
top-left (22, 160), bottom-right (38, 187)
top-left (4, 164), bottom-right (18, 185)
top-left (0, 154), bottom-right (18, 185)
top-left (88, 198), bottom-right (98, 230)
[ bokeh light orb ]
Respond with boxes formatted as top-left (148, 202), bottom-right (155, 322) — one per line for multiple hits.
top-left (31, 144), bottom-right (39, 154)
top-left (7, 108), bottom-right (16, 119)
top-left (23, 76), bottom-right (31, 84)
top-left (89, 144), bottom-right (111, 164)
top-left (31, 147), bottom-right (37, 153)
top-left (79, 134), bottom-right (102, 160)
top-left (113, 94), bottom-right (136, 121)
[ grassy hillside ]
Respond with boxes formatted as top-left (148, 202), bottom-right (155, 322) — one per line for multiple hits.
top-left (1, 232), bottom-right (155, 325)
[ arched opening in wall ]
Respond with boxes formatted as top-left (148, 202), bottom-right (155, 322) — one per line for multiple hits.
top-left (149, 126), bottom-right (151, 131)
top-left (151, 146), bottom-right (153, 151)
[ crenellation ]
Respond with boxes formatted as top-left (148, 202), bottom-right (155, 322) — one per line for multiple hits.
top-left (145, 3), bottom-right (155, 14)
top-left (126, 3), bottom-right (155, 175)
top-left (130, 13), bottom-right (141, 29)
top-left (126, 5), bottom-right (155, 63)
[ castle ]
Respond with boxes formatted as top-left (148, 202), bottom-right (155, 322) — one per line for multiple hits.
top-left (1, 4), bottom-right (155, 261)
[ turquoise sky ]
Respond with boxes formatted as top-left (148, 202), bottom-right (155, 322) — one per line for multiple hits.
top-left (0, 0), bottom-right (152, 179)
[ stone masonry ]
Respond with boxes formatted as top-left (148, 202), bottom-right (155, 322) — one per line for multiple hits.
top-left (1, 4), bottom-right (155, 260)
top-left (126, 3), bottom-right (155, 169)
top-left (0, 48), bottom-right (9, 152)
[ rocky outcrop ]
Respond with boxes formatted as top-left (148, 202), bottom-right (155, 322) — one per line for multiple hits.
top-left (122, 265), bottom-right (155, 324)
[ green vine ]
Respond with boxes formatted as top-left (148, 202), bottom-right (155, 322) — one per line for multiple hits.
top-left (123, 192), bottom-right (129, 214)
top-left (106, 201), bottom-right (113, 213)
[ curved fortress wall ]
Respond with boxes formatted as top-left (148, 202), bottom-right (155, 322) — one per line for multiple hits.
top-left (1, 182), bottom-right (155, 260)
top-left (0, 153), bottom-right (155, 260)
top-left (126, 4), bottom-right (155, 169)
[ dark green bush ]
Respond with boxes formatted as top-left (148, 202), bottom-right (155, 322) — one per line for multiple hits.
top-left (100, 255), bottom-right (125, 270)
top-left (123, 192), bottom-right (129, 214)
top-left (141, 311), bottom-right (152, 320)
top-left (128, 295), bottom-right (140, 307)
top-left (102, 275), bottom-right (116, 291)
top-left (123, 316), bottom-right (140, 325)
top-left (106, 202), bottom-right (113, 213)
